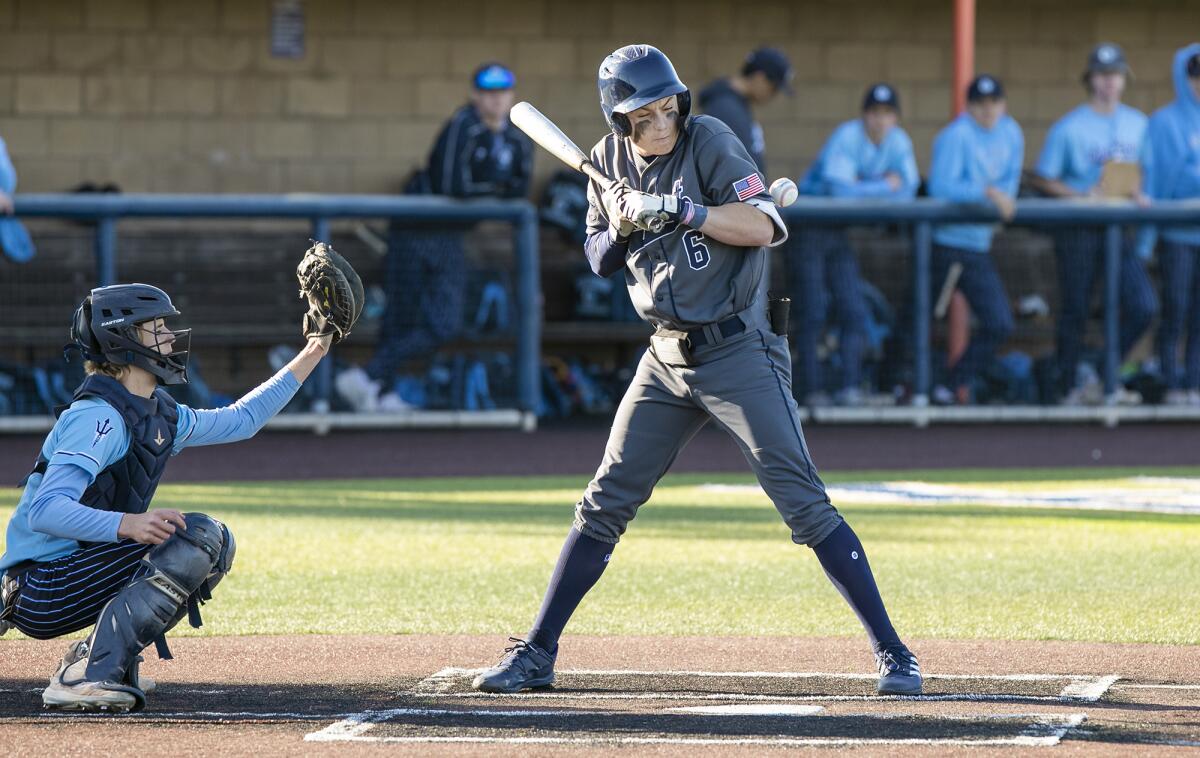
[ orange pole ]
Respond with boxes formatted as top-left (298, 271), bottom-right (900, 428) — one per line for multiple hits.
top-left (946, 0), bottom-right (976, 381)
top-left (952, 0), bottom-right (975, 115)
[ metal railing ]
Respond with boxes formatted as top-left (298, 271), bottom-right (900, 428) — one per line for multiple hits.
top-left (782, 198), bottom-right (1200, 413)
top-left (6, 194), bottom-right (1200, 430)
top-left (9, 193), bottom-right (542, 432)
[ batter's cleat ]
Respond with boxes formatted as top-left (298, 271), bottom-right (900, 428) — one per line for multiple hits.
top-left (472, 638), bottom-right (556, 693)
top-left (874, 643), bottom-right (922, 695)
top-left (42, 641), bottom-right (146, 713)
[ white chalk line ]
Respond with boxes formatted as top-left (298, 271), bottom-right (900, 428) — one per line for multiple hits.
top-left (1059, 674), bottom-right (1120, 702)
top-left (1114, 683), bottom-right (1200, 691)
top-left (419, 666), bottom-right (1081, 682)
top-left (429, 690), bottom-right (1089, 704)
top-left (305, 713), bottom-right (1089, 747)
top-left (417, 667), bottom-right (1118, 703)
top-left (307, 668), bottom-right (1114, 744)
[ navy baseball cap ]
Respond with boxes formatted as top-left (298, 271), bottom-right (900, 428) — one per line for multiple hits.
top-left (862, 82), bottom-right (900, 111)
top-left (473, 62), bottom-right (515, 91)
top-left (967, 74), bottom-right (1005, 102)
top-left (743, 47), bottom-right (794, 94)
top-left (1085, 43), bottom-right (1132, 76)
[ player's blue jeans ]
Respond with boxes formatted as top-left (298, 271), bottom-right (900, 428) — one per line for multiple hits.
top-left (366, 225), bottom-right (466, 383)
top-left (1158, 241), bottom-right (1200, 390)
top-left (1053, 227), bottom-right (1158, 394)
top-left (932, 245), bottom-right (1014, 390)
top-left (785, 227), bottom-right (870, 397)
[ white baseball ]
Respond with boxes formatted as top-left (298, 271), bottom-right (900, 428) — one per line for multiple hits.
top-left (769, 177), bottom-right (798, 207)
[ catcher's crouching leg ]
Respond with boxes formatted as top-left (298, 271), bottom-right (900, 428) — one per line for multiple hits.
top-left (42, 513), bottom-right (235, 712)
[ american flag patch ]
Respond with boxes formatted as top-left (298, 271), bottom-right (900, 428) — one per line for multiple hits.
top-left (733, 173), bottom-right (766, 201)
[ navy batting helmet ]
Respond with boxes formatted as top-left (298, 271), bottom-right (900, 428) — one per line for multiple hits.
top-left (598, 44), bottom-right (691, 138)
top-left (69, 283), bottom-right (191, 385)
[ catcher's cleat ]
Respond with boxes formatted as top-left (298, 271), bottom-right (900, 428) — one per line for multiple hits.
top-left (42, 641), bottom-right (146, 713)
top-left (875, 643), bottom-right (923, 695)
top-left (472, 638), bottom-right (556, 693)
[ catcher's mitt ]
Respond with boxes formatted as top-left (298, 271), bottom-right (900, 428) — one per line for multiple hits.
top-left (296, 240), bottom-right (364, 344)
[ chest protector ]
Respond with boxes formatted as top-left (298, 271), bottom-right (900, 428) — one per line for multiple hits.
top-left (39, 375), bottom-right (179, 516)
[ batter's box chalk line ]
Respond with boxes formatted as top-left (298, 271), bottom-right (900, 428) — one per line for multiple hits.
top-left (303, 710), bottom-right (1089, 747)
top-left (412, 667), bottom-right (1120, 702)
top-left (301, 668), bottom-right (1110, 746)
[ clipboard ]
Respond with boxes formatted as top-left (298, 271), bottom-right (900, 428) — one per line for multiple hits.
top-left (1097, 161), bottom-right (1141, 199)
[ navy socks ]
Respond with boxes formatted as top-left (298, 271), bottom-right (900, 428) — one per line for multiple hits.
top-left (528, 528), bottom-right (614, 654)
top-left (811, 521), bottom-right (901, 650)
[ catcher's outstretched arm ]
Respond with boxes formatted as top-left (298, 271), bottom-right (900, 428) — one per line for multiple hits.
top-left (283, 337), bottom-right (330, 384)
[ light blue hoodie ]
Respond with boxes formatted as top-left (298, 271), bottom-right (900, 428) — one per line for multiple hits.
top-left (1145, 43), bottom-right (1200, 246)
top-left (798, 118), bottom-right (920, 199)
top-left (928, 111), bottom-right (1024, 253)
top-left (0, 135), bottom-right (34, 263)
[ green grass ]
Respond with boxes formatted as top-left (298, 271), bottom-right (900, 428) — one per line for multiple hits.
top-left (2, 466), bottom-right (1198, 645)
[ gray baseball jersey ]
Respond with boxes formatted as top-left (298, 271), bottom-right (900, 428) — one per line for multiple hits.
top-left (573, 115), bottom-right (839, 549)
top-left (585, 115), bottom-right (787, 331)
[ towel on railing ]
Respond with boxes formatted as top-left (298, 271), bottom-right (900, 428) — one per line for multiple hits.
top-left (0, 135), bottom-right (33, 263)
top-left (0, 217), bottom-right (34, 263)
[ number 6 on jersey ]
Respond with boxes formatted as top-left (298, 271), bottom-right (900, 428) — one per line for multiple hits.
top-left (683, 230), bottom-right (710, 271)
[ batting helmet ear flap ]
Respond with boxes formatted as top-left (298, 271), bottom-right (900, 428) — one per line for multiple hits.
top-left (676, 89), bottom-right (692, 125)
top-left (611, 112), bottom-right (632, 138)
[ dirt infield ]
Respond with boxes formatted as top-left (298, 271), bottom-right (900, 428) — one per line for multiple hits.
top-left (2, 635), bottom-right (1197, 755)
top-left (4, 421), bottom-right (1200, 484)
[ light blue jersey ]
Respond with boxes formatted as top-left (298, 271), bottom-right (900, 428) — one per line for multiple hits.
top-left (1036, 103), bottom-right (1147, 195)
top-left (1, 367), bottom-right (300, 570)
top-left (929, 112), bottom-right (1024, 253)
top-left (799, 119), bottom-right (920, 199)
top-left (1146, 43), bottom-right (1200, 246)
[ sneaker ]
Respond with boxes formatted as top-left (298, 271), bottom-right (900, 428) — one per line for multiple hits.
top-left (42, 641), bottom-right (145, 712)
top-left (335, 367), bottom-right (382, 413)
top-left (471, 638), bottom-right (556, 694)
top-left (379, 392), bottom-right (414, 413)
top-left (1164, 389), bottom-right (1191, 406)
top-left (931, 384), bottom-right (956, 406)
top-left (804, 391), bottom-right (833, 408)
top-left (874, 643), bottom-right (922, 695)
top-left (834, 388), bottom-right (866, 407)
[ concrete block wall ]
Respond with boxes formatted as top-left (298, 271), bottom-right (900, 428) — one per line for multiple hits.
top-left (0, 0), bottom-right (1193, 195)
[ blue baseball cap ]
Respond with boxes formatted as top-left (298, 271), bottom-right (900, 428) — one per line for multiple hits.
top-left (473, 63), bottom-right (515, 91)
top-left (862, 82), bottom-right (900, 111)
top-left (967, 74), bottom-right (1005, 102)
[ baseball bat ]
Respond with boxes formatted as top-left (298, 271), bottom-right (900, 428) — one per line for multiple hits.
top-left (510, 101), bottom-right (665, 233)
top-left (933, 262), bottom-right (963, 319)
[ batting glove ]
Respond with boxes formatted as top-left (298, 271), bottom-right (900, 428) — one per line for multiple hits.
top-left (618, 192), bottom-right (708, 232)
top-left (601, 180), bottom-right (636, 240)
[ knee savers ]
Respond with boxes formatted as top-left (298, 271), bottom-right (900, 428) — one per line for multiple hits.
top-left (82, 513), bottom-right (234, 687)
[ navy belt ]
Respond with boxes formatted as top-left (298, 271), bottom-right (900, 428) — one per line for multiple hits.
top-left (687, 314), bottom-right (746, 349)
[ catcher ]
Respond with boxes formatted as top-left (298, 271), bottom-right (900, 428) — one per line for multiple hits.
top-left (0, 242), bottom-right (361, 712)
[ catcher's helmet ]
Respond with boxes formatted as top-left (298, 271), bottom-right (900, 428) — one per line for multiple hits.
top-left (69, 283), bottom-right (191, 385)
top-left (598, 45), bottom-right (691, 138)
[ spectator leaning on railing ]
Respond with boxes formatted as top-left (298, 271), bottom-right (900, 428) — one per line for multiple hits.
top-left (1030, 43), bottom-right (1157, 406)
top-left (788, 83), bottom-right (919, 408)
top-left (926, 75), bottom-right (1021, 406)
top-left (336, 63), bottom-right (533, 413)
top-left (1146, 44), bottom-right (1200, 406)
top-left (0, 133), bottom-right (36, 264)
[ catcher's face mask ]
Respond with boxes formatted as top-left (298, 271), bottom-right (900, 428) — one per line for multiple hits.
top-left (131, 315), bottom-right (192, 386)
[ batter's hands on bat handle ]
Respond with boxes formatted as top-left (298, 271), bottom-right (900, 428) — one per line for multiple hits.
top-left (617, 189), bottom-right (678, 233)
top-left (118, 509), bottom-right (187, 545)
top-left (601, 179), bottom-right (636, 240)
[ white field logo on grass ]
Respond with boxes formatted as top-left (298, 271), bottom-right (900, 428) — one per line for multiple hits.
top-left (700, 477), bottom-right (1200, 516)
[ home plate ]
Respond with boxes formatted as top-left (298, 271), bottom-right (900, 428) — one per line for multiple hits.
top-left (668, 704), bottom-right (825, 716)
